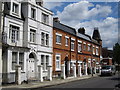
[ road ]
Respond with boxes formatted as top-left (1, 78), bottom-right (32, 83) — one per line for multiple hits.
top-left (1, 74), bottom-right (120, 90)
top-left (43, 74), bottom-right (120, 89)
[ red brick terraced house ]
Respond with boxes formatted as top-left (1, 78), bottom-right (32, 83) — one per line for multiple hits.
top-left (53, 18), bottom-right (102, 77)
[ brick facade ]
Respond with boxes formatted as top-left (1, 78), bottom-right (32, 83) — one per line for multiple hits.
top-left (53, 19), bottom-right (102, 77)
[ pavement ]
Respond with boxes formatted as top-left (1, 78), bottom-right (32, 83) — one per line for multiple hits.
top-left (0, 74), bottom-right (100, 89)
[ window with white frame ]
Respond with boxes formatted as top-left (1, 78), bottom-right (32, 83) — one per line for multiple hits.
top-left (65, 36), bottom-right (69, 46)
top-left (12, 52), bottom-right (17, 70)
top-left (31, 8), bottom-right (36, 19)
top-left (56, 54), bottom-right (61, 71)
top-left (12, 3), bottom-right (19, 14)
top-left (88, 59), bottom-right (91, 67)
top-left (9, 25), bottom-right (19, 43)
top-left (56, 33), bottom-right (62, 44)
top-left (41, 55), bottom-right (49, 71)
top-left (41, 32), bottom-right (45, 45)
top-left (88, 44), bottom-right (91, 51)
top-left (42, 13), bottom-right (49, 24)
top-left (96, 47), bottom-right (99, 55)
top-left (93, 46), bottom-right (95, 54)
top-left (19, 53), bottom-right (24, 70)
top-left (46, 34), bottom-right (49, 46)
top-left (41, 32), bottom-right (49, 46)
top-left (41, 55), bottom-right (44, 70)
top-left (71, 40), bottom-right (75, 51)
top-left (30, 29), bottom-right (36, 43)
top-left (78, 43), bottom-right (82, 52)
top-left (46, 55), bottom-right (49, 70)
top-left (83, 43), bottom-right (86, 51)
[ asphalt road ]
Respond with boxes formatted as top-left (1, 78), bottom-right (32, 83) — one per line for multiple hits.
top-left (44, 74), bottom-right (120, 89)
top-left (2, 73), bottom-right (120, 90)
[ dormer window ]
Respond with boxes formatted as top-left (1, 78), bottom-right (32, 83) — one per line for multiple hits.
top-left (12, 3), bottom-right (19, 14)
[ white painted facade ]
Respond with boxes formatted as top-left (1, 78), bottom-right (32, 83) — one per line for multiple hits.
top-left (0, 2), bottom-right (4, 85)
top-left (2, 0), bottom-right (53, 83)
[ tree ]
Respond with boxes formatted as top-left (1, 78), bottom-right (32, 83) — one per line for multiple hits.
top-left (113, 43), bottom-right (120, 64)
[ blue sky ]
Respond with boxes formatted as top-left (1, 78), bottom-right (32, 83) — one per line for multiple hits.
top-left (44, 1), bottom-right (118, 50)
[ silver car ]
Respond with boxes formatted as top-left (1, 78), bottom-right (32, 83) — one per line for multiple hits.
top-left (101, 65), bottom-right (116, 76)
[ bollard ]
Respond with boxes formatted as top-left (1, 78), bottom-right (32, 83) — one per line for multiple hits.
top-left (38, 65), bottom-right (43, 82)
top-left (85, 65), bottom-right (88, 75)
top-left (15, 65), bottom-right (21, 85)
top-left (47, 65), bottom-right (52, 81)
top-left (61, 64), bottom-right (66, 79)
top-left (73, 65), bottom-right (76, 77)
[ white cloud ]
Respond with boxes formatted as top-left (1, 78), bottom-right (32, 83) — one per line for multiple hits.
top-left (74, 17), bottom-right (118, 49)
top-left (56, 1), bottom-right (111, 23)
top-left (44, 2), bottom-right (63, 10)
top-left (55, 1), bottom-right (117, 49)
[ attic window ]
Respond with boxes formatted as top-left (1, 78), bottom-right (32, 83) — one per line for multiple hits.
top-left (12, 3), bottom-right (19, 14)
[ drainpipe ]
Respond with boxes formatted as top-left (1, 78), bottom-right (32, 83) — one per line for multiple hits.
top-left (91, 43), bottom-right (93, 76)
top-left (70, 37), bottom-right (71, 76)
top-left (76, 37), bottom-right (78, 75)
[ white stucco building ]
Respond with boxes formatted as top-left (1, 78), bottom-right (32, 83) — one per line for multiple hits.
top-left (0, 1), bottom-right (4, 85)
top-left (2, 0), bottom-right (53, 84)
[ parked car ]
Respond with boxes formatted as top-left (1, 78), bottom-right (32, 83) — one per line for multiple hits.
top-left (101, 65), bottom-right (116, 76)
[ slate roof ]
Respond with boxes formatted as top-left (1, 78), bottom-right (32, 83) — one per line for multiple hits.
top-left (77, 33), bottom-right (91, 41)
top-left (53, 21), bottom-right (76, 36)
top-left (53, 20), bottom-right (100, 45)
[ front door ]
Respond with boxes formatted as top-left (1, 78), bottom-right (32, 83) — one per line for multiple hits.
top-left (28, 58), bottom-right (35, 78)
top-left (65, 57), bottom-right (69, 77)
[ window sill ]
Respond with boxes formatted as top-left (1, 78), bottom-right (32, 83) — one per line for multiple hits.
top-left (31, 17), bottom-right (36, 21)
top-left (41, 45), bottom-right (49, 47)
top-left (29, 42), bottom-right (37, 45)
top-left (78, 51), bottom-right (82, 53)
top-left (71, 49), bottom-right (74, 51)
top-left (65, 45), bottom-right (68, 47)
top-left (56, 43), bottom-right (61, 45)
top-left (41, 22), bottom-right (49, 26)
top-left (56, 69), bottom-right (61, 71)
top-left (10, 70), bottom-right (25, 73)
top-left (43, 70), bottom-right (48, 72)
top-left (12, 12), bottom-right (19, 17)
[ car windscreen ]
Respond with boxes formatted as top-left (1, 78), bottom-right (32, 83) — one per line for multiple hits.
top-left (102, 66), bottom-right (111, 69)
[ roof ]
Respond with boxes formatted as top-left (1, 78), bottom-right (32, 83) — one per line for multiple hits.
top-left (53, 21), bottom-right (76, 36)
top-left (77, 33), bottom-right (91, 41)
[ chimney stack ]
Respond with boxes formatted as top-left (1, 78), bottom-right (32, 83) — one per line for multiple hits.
top-left (53, 17), bottom-right (60, 22)
top-left (92, 27), bottom-right (101, 41)
top-left (78, 27), bottom-right (85, 34)
top-left (36, 0), bottom-right (43, 7)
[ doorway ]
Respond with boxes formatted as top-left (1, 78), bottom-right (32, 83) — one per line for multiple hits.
top-left (28, 53), bottom-right (36, 79)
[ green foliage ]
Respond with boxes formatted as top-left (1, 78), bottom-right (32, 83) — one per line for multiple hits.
top-left (113, 43), bottom-right (120, 64)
